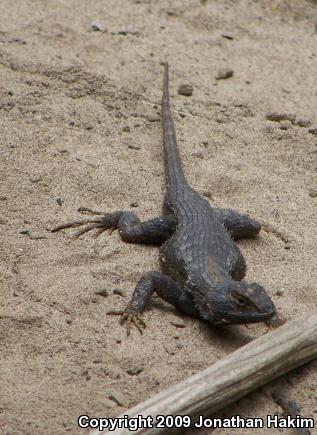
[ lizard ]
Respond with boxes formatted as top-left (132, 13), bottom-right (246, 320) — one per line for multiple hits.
top-left (52, 63), bottom-right (276, 334)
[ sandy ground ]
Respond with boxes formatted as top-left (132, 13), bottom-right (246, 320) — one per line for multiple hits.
top-left (1, 0), bottom-right (317, 434)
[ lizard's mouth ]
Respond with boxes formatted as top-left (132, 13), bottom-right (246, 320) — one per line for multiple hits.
top-left (216, 309), bottom-right (275, 325)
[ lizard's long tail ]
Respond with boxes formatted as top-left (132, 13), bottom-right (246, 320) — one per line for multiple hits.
top-left (161, 63), bottom-right (187, 192)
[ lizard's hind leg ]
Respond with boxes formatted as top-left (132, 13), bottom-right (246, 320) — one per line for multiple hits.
top-left (52, 208), bottom-right (176, 245)
top-left (214, 208), bottom-right (261, 239)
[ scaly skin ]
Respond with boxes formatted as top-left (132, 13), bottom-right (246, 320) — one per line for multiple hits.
top-left (52, 63), bottom-right (276, 334)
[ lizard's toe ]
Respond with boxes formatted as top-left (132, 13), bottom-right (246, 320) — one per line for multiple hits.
top-left (120, 311), bottom-right (146, 336)
top-left (51, 217), bottom-right (102, 233)
top-left (106, 308), bottom-right (146, 335)
top-left (73, 223), bottom-right (104, 239)
top-left (52, 209), bottom-right (120, 237)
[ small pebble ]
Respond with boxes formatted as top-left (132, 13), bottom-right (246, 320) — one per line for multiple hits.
top-left (265, 112), bottom-right (296, 123)
top-left (170, 318), bottom-right (186, 328)
top-left (30, 176), bottom-right (42, 183)
top-left (221, 34), bottom-right (234, 40)
top-left (56, 197), bottom-right (63, 206)
top-left (108, 392), bottom-right (125, 407)
top-left (146, 113), bottom-right (160, 122)
top-left (113, 288), bottom-right (126, 297)
top-left (95, 289), bottom-right (109, 297)
top-left (20, 230), bottom-right (29, 235)
top-left (130, 202), bottom-right (138, 207)
top-left (0, 196), bottom-right (8, 201)
top-left (279, 120), bottom-right (292, 130)
top-left (308, 127), bottom-right (317, 135)
top-left (216, 116), bottom-right (226, 123)
top-left (295, 118), bottom-right (311, 128)
top-left (128, 144), bottom-right (140, 150)
top-left (122, 125), bottom-right (130, 132)
top-left (68, 120), bottom-right (76, 127)
top-left (114, 29), bottom-right (140, 36)
top-left (90, 21), bottom-right (107, 32)
top-left (178, 84), bottom-right (193, 97)
top-left (126, 365), bottom-right (144, 376)
top-left (216, 68), bottom-right (234, 80)
top-left (309, 188), bottom-right (317, 198)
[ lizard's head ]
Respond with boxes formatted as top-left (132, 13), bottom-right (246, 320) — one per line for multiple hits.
top-left (206, 281), bottom-right (276, 325)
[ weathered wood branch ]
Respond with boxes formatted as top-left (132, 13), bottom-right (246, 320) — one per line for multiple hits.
top-left (91, 312), bottom-right (317, 435)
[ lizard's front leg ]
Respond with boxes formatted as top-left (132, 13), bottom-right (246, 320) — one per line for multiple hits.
top-left (52, 208), bottom-right (176, 245)
top-left (109, 271), bottom-right (199, 335)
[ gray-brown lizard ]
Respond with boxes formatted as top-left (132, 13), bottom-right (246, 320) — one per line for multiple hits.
top-left (53, 63), bottom-right (276, 334)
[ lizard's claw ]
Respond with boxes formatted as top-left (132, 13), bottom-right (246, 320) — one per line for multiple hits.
top-left (121, 311), bottom-right (146, 336)
top-left (107, 308), bottom-right (146, 336)
top-left (51, 208), bottom-right (119, 238)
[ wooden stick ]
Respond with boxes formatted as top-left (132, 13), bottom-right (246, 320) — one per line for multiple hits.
top-left (90, 312), bottom-right (317, 434)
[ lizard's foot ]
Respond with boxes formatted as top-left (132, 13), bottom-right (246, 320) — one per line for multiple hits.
top-left (107, 307), bottom-right (146, 336)
top-left (51, 208), bottom-right (122, 239)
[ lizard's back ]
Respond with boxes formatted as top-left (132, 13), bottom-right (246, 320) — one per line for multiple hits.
top-left (160, 185), bottom-right (239, 288)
